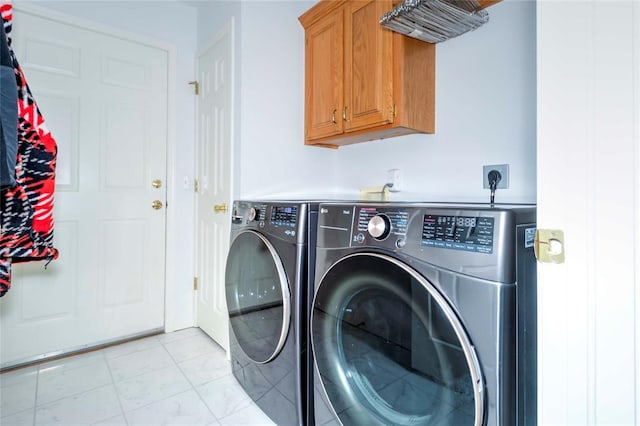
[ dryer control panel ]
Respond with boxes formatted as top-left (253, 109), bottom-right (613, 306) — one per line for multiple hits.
top-left (270, 205), bottom-right (298, 228)
top-left (231, 201), bottom-right (307, 243)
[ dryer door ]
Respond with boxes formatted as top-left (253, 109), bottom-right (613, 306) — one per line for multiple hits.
top-left (312, 252), bottom-right (484, 426)
top-left (225, 230), bottom-right (290, 364)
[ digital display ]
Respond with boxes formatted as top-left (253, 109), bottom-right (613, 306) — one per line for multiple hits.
top-left (422, 215), bottom-right (494, 254)
top-left (271, 206), bottom-right (298, 227)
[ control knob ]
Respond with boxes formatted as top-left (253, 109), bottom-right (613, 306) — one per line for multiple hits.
top-left (248, 207), bottom-right (260, 222)
top-left (368, 214), bottom-right (391, 240)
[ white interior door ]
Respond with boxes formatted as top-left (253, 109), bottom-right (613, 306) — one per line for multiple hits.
top-left (537, 1), bottom-right (639, 424)
top-left (195, 20), bottom-right (234, 351)
top-left (0, 9), bottom-right (169, 367)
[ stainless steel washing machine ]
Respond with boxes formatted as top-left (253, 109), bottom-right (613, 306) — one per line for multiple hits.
top-left (310, 202), bottom-right (537, 426)
top-left (225, 200), bottom-right (318, 426)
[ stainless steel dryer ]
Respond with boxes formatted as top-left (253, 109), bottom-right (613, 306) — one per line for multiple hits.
top-left (310, 202), bottom-right (537, 426)
top-left (225, 200), bottom-right (318, 426)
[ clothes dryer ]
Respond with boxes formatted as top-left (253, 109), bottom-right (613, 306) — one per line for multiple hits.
top-left (310, 202), bottom-right (537, 426)
top-left (225, 200), bottom-right (318, 426)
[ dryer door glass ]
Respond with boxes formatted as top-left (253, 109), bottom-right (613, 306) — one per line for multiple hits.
top-left (312, 253), bottom-right (484, 426)
top-left (225, 230), bottom-right (290, 364)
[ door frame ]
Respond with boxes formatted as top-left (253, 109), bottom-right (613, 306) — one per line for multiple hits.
top-left (12, 3), bottom-right (180, 332)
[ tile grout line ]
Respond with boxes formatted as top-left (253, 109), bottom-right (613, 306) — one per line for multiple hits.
top-left (160, 330), bottom-right (222, 424)
top-left (108, 338), bottom-right (186, 418)
top-left (33, 351), bottom-right (115, 411)
top-left (32, 365), bottom-right (40, 426)
top-left (104, 349), bottom-right (130, 426)
top-left (168, 329), bottom-right (254, 425)
top-left (105, 334), bottom-right (210, 417)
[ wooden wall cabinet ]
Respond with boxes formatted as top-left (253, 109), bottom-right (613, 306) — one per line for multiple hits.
top-left (299, 0), bottom-right (435, 148)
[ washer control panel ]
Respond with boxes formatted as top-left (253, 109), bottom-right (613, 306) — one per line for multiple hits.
top-left (317, 202), bottom-right (536, 284)
top-left (353, 206), bottom-right (409, 248)
top-left (422, 215), bottom-right (494, 254)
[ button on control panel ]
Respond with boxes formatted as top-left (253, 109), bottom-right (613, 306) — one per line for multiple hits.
top-left (353, 207), bottom-right (409, 246)
top-left (232, 202), bottom-right (267, 225)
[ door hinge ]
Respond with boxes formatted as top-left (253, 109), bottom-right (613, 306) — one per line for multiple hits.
top-left (392, 104), bottom-right (397, 117)
top-left (193, 277), bottom-right (198, 290)
top-left (189, 80), bottom-right (200, 95)
top-left (194, 179), bottom-right (199, 193)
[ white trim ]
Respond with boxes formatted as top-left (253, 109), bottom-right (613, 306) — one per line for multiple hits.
top-left (163, 32), bottom-right (180, 333)
top-left (13, 2), bottom-right (180, 334)
top-left (13, 3), bottom-right (175, 53)
top-left (634, 1), bottom-right (640, 423)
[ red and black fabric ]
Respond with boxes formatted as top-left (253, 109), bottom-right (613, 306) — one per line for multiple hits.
top-left (0, 1), bottom-right (59, 297)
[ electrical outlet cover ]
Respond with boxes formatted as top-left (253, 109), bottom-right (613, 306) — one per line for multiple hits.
top-left (483, 164), bottom-right (509, 189)
top-left (387, 168), bottom-right (401, 192)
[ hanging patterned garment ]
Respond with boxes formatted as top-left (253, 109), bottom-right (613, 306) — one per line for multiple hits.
top-left (0, 1), bottom-right (59, 297)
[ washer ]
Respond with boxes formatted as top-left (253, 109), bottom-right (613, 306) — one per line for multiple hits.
top-left (310, 202), bottom-right (537, 426)
top-left (225, 200), bottom-right (319, 426)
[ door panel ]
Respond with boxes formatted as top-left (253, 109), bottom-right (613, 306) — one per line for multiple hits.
top-left (0, 9), bottom-right (168, 367)
top-left (195, 21), bottom-right (234, 351)
top-left (344, 0), bottom-right (393, 132)
top-left (225, 231), bottom-right (289, 364)
top-left (304, 10), bottom-right (344, 141)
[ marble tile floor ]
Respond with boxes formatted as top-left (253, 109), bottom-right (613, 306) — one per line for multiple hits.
top-left (0, 327), bottom-right (276, 426)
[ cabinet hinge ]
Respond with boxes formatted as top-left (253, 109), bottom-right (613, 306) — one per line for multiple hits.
top-left (189, 81), bottom-right (200, 95)
top-left (193, 277), bottom-right (198, 290)
top-left (393, 104), bottom-right (397, 117)
top-left (194, 179), bottom-right (199, 193)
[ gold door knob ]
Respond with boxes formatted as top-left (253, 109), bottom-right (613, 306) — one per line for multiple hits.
top-left (152, 179), bottom-right (162, 189)
top-left (213, 203), bottom-right (228, 213)
top-left (152, 200), bottom-right (163, 210)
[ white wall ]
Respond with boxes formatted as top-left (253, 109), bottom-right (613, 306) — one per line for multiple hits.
top-left (237, 1), bottom-right (336, 199)
top-left (196, 1), bottom-right (338, 200)
top-left (19, 0), bottom-right (199, 331)
top-left (334, 1), bottom-right (537, 203)
top-left (203, 0), bottom-right (536, 203)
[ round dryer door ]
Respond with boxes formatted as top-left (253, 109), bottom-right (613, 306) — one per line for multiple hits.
top-left (312, 253), bottom-right (484, 426)
top-left (225, 230), bottom-right (290, 364)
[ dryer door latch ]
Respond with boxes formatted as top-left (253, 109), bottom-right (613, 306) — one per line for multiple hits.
top-left (534, 229), bottom-right (565, 264)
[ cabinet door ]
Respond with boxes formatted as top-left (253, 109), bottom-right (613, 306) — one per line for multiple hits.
top-left (304, 9), bottom-right (344, 142)
top-left (344, 0), bottom-right (393, 132)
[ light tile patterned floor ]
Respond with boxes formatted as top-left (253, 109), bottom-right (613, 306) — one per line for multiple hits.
top-left (0, 328), bottom-right (276, 425)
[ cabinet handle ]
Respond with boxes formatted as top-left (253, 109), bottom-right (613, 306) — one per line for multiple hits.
top-left (343, 106), bottom-right (348, 121)
top-left (332, 109), bottom-right (337, 124)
